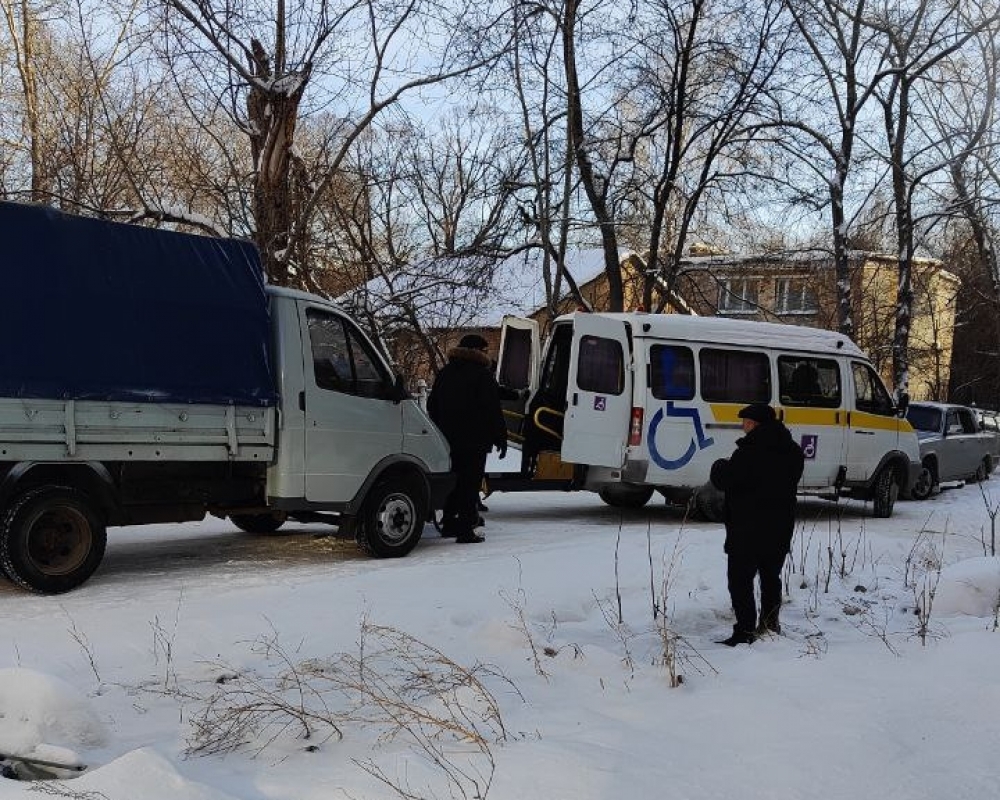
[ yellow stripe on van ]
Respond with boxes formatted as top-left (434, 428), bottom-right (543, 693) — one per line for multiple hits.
top-left (850, 411), bottom-right (906, 432)
top-left (708, 404), bottom-right (744, 423)
top-left (709, 403), bottom-right (845, 427)
top-left (708, 404), bottom-right (906, 432)
top-left (780, 407), bottom-right (844, 427)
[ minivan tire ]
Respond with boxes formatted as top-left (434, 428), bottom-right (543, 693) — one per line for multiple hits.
top-left (599, 486), bottom-right (655, 509)
top-left (0, 486), bottom-right (107, 594)
top-left (871, 467), bottom-right (898, 518)
top-left (357, 477), bottom-right (426, 558)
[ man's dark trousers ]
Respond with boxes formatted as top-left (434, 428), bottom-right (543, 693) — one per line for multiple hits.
top-left (443, 448), bottom-right (488, 535)
top-left (726, 549), bottom-right (787, 634)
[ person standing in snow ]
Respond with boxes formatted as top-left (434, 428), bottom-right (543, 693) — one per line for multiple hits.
top-left (709, 403), bottom-right (805, 646)
top-left (428, 334), bottom-right (507, 544)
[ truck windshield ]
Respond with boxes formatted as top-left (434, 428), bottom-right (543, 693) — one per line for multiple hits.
top-left (906, 405), bottom-right (942, 433)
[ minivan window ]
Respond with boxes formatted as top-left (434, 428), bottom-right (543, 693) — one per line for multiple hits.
top-left (851, 362), bottom-right (895, 416)
top-left (650, 344), bottom-right (695, 400)
top-left (498, 326), bottom-right (532, 390)
top-left (778, 356), bottom-right (841, 408)
top-left (307, 309), bottom-right (392, 399)
top-left (577, 335), bottom-right (624, 395)
top-left (700, 348), bottom-right (770, 403)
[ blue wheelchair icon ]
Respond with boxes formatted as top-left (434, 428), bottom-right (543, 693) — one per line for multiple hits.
top-left (648, 402), bottom-right (715, 470)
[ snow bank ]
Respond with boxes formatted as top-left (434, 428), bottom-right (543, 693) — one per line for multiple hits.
top-left (934, 557), bottom-right (1000, 617)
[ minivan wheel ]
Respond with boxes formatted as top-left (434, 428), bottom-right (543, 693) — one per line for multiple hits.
top-left (871, 467), bottom-right (899, 518)
top-left (0, 486), bottom-right (107, 594)
top-left (599, 486), bottom-right (655, 509)
top-left (691, 482), bottom-right (726, 523)
top-left (357, 477), bottom-right (426, 558)
top-left (230, 511), bottom-right (288, 534)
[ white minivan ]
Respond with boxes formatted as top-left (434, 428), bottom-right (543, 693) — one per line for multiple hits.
top-left (491, 311), bottom-right (922, 517)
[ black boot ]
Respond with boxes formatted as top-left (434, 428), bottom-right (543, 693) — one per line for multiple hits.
top-left (716, 629), bottom-right (755, 647)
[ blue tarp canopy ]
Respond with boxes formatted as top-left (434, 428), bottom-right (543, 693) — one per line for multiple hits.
top-left (0, 201), bottom-right (277, 406)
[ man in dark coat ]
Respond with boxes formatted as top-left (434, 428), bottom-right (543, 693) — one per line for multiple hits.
top-left (427, 334), bottom-right (507, 544)
top-left (709, 403), bottom-right (805, 645)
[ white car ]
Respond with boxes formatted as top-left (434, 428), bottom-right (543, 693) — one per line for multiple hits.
top-left (905, 401), bottom-right (994, 499)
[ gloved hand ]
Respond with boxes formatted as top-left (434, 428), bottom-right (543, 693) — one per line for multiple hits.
top-left (496, 439), bottom-right (508, 459)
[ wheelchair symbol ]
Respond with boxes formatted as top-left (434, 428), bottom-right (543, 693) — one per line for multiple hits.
top-left (648, 402), bottom-right (715, 470)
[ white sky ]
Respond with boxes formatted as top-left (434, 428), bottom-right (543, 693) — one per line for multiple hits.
top-left (2, 455), bottom-right (999, 798)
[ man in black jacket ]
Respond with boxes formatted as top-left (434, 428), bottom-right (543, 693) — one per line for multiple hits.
top-left (428, 334), bottom-right (508, 544)
top-left (710, 403), bottom-right (805, 645)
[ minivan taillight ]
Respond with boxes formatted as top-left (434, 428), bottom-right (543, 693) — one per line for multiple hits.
top-left (628, 407), bottom-right (644, 446)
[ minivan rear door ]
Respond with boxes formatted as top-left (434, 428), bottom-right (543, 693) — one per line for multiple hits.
top-left (562, 313), bottom-right (632, 468)
top-left (496, 315), bottom-right (540, 446)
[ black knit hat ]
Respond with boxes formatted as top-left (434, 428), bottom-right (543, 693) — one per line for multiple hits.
top-left (458, 334), bottom-right (489, 351)
top-left (738, 403), bottom-right (776, 423)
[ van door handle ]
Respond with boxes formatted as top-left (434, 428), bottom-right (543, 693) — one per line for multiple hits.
top-left (299, 391), bottom-right (306, 411)
top-left (572, 392), bottom-right (578, 406)
top-left (854, 430), bottom-right (875, 436)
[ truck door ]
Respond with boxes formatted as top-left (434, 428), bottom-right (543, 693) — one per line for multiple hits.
top-left (300, 305), bottom-right (403, 503)
top-left (562, 314), bottom-right (632, 468)
top-left (495, 316), bottom-right (540, 446)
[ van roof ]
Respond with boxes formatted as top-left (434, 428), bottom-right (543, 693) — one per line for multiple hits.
top-left (557, 311), bottom-right (866, 358)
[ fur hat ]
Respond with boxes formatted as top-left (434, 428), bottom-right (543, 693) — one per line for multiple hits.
top-left (738, 402), bottom-right (776, 423)
top-left (458, 334), bottom-right (489, 351)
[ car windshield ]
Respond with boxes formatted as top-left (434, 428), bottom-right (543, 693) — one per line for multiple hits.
top-left (906, 404), bottom-right (942, 433)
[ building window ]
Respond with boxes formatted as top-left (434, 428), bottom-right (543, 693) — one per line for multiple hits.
top-left (775, 277), bottom-right (819, 314)
top-left (718, 278), bottom-right (758, 314)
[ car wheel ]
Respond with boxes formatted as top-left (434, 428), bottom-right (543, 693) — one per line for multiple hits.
top-left (0, 486), bottom-right (107, 594)
top-left (974, 456), bottom-right (992, 483)
top-left (229, 511), bottom-right (288, 534)
top-left (907, 465), bottom-right (934, 501)
top-left (599, 486), bottom-right (655, 508)
top-left (357, 477), bottom-right (426, 558)
top-left (871, 467), bottom-right (899, 518)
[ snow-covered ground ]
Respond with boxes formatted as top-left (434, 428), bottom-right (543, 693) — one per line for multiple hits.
top-left (2, 469), bottom-right (999, 799)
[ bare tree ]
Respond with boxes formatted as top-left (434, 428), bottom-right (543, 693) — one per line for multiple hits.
top-left (759, 0), bottom-right (895, 340)
top-left (866, 0), bottom-right (999, 392)
top-left (152, 0), bottom-right (515, 289)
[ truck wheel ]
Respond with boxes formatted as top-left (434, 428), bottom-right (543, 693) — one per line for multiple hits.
top-left (598, 486), bottom-right (654, 508)
top-left (871, 467), bottom-right (898, 518)
top-left (229, 512), bottom-right (288, 534)
top-left (357, 477), bottom-right (426, 558)
top-left (907, 463), bottom-right (935, 501)
top-left (0, 487), bottom-right (107, 594)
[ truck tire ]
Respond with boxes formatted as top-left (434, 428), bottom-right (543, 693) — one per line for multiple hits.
top-left (229, 512), bottom-right (288, 534)
top-left (598, 486), bottom-right (655, 508)
top-left (0, 486), bottom-right (107, 594)
top-left (357, 477), bottom-right (426, 558)
top-left (871, 467), bottom-right (898, 518)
